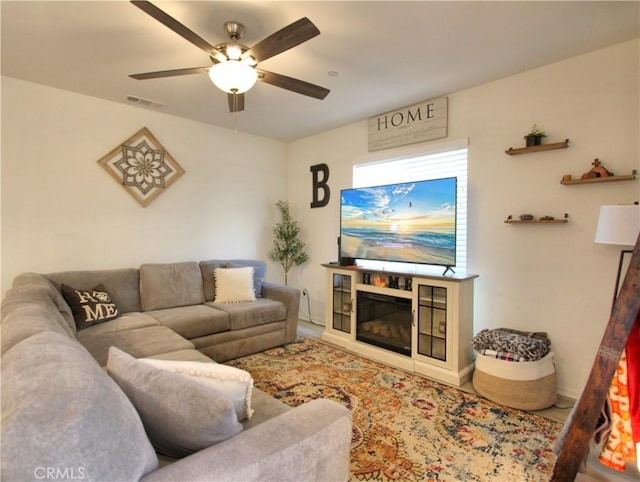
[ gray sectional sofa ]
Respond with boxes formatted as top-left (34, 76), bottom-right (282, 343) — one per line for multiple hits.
top-left (1, 259), bottom-right (352, 482)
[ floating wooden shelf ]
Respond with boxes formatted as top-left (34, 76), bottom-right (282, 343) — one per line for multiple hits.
top-left (561, 171), bottom-right (637, 185)
top-left (505, 213), bottom-right (569, 224)
top-left (505, 139), bottom-right (570, 156)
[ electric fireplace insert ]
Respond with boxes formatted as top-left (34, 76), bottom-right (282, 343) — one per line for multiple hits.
top-left (356, 291), bottom-right (412, 356)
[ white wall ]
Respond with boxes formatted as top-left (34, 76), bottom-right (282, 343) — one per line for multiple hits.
top-left (286, 39), bottom-right (640, 398)
top-left (1, 77), bottom-right (288, 293)
top-left (2, 40), bottom-right (638, 398)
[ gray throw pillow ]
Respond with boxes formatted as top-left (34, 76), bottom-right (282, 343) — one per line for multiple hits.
top-left (106, 347), bottom-right (243, 458)
top-left (199, 260), bottom-right (230, 301)
top-left (1, 332), bottom-right (158, 482)
top-left (228, 260), bottom-right (266, 298)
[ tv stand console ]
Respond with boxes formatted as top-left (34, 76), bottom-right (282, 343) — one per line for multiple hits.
top-left (322, 264), bottom-right (478, 386)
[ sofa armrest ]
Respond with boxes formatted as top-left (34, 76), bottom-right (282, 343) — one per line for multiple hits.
top-left (260, 281), bottom-right (300, 343)
top-left (140, 398), bottom-right (352, 482)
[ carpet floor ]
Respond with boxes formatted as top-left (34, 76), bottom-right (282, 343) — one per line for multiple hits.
top-left (226, 338), bottom-right (562, 481)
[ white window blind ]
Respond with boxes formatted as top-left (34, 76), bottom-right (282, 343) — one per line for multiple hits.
top-left (353, 147), bottom-right (468, 272)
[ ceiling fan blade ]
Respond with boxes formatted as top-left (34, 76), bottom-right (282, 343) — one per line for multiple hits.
top-left (130, 66), bottom-right (210, 80)
top-left (257, 70), bottom-right (330, 100)
top-left (228, 92), bottom-right (245, 112)
top-left (244, 17), bottom-right (320, 63)
top-left (131, 1), bottom-right (226, 62)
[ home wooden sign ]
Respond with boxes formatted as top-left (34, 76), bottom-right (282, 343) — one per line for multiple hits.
top-left (368, 96), bottom-right (448, 151)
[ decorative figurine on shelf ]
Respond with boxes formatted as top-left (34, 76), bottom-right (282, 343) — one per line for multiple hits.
top-left (580, 159), bottom-right (614, 180)
top-left (524, 124), bottom-right (547, 147)
top-left (372, 275), bottom-right (387, 287)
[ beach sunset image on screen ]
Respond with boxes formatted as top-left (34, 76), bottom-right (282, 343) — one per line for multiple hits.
top-left (340, 177), bottom-right (457, 267)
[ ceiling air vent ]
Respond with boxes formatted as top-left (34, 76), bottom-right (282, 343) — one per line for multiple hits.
top-left (126, 95), bottom-right (166, 108)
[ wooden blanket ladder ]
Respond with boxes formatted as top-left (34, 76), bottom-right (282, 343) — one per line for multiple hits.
top-left (552, 235), bottom-right (640, 481)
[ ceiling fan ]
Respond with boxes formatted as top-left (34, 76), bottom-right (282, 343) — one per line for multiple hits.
top-left (129, 0), bottom-right (330, 112)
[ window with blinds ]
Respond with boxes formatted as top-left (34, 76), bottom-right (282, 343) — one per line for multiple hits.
top-left (352, 147), bottom-right (468, 272)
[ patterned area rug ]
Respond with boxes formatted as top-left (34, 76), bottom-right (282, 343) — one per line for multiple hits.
top-left (226, 338), bottom-right (562, 481)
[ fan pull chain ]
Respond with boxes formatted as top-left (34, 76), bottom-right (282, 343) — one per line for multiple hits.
top-left (233, 111), bottom-right (239, 135)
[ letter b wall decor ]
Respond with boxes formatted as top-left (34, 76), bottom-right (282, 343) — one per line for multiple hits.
top-left (310, 163), bottom-right (330, 208)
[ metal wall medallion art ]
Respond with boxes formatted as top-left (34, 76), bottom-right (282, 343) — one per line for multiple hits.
top-left (97, 127), bottom-right (185, 207)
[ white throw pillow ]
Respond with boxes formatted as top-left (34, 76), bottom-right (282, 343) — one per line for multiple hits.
top-left (213, 267), bottom-right (256, 304)
top-left (139, 358), bottom-right (254, 421)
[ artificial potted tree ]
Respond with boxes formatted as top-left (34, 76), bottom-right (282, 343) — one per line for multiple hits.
top-left (524, 124), bottom-right (547, 147)
top-left (268, 200), bottom-right (309, 285)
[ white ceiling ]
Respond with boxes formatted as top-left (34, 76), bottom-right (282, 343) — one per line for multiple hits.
top-left (2, 1), bottom-right (639, 142)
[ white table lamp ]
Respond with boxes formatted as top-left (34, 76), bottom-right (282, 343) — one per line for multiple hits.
top-left (594, 204), bottom-right (640, 306)
top-left (595, 204), bottom-right (640, 246)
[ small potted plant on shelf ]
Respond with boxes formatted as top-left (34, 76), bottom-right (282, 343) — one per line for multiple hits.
top-left (524, 124), bottom-right (546, 147)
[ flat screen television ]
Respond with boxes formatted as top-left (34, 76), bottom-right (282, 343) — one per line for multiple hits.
top-left (340, 177), bottom-right (457, 267)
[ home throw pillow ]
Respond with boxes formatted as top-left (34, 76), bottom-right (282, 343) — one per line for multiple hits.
top-left (61, 283), bottom-right (120, 330)
top-left (106, 347), bottom-right (242, 458)
top-left (213, 267), bottom-right (256, 303)
top-left (139, 358), bottom-right (254, 421)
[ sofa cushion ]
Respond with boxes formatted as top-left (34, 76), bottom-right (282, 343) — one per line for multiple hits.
top-left (1, 332), bottom-right (158, 482)
top-left (107, 347), bottom-right (242, 459)
top-left (242, 388), bottom-right (291, 431)
top-left (146, 348), bottom-right (215, 363)
top-left (140, 357), bottom-right (255, 421)
top-left (47, 268), bottom-right (142, 314)
top-left (147, 305), bottom-right (230, 339)
top-left (140, 262), bottom-right (205, 311)
top-left (228, 260), bottom-right (266, 298)
top-left (61, 283), bottom-right (120, 330)
top-left (214, 267), bottom-right (257, 303)
top-left (200, 259), bottom-right (266, 301)
top-left (199, 259), bottom-right (230, 302)
top-left (9, 272), bottom-right (75, 333)
top-left (0, 299), bottom-right (74, 354)
top-left (75, 312), bottom-right (160, 338)
top-left (208, 298), bottom-right (287, 331)
top-left (78, 325), bottom-right (194, 366)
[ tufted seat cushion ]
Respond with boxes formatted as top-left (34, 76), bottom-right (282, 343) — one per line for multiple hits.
top-left (75, 312), bottom-right (161, 337)
top-left (207, 298), bottom-right (287, 331)
top-left (147, 305), bottom-right (230, 340)
top-left (78, 325), bottom-right (194, 366)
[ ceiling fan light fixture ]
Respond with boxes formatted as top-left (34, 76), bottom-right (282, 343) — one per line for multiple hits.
top-left (208, 60), bottom-right (258, 94)
top-left (241, 54), bottom-right (258, 67)
top-left (225, 44), bottom-right (242, 60)
top-left (130, 4), bottom-right (329, 111)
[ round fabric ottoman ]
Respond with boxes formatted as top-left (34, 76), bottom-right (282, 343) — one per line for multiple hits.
top-left (472, 351), bottom-right (557, 410)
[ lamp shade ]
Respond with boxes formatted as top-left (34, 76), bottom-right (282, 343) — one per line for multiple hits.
top-left (594, 204), bottom-right (640, 246)
top-left (208, 60), bottom-right (257, 94)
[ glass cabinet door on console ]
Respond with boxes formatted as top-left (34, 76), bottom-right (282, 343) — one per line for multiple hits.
top-left (417, 284), bottom-right (447, 361)
top-left (332, 273), bottom-right (352, 333)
